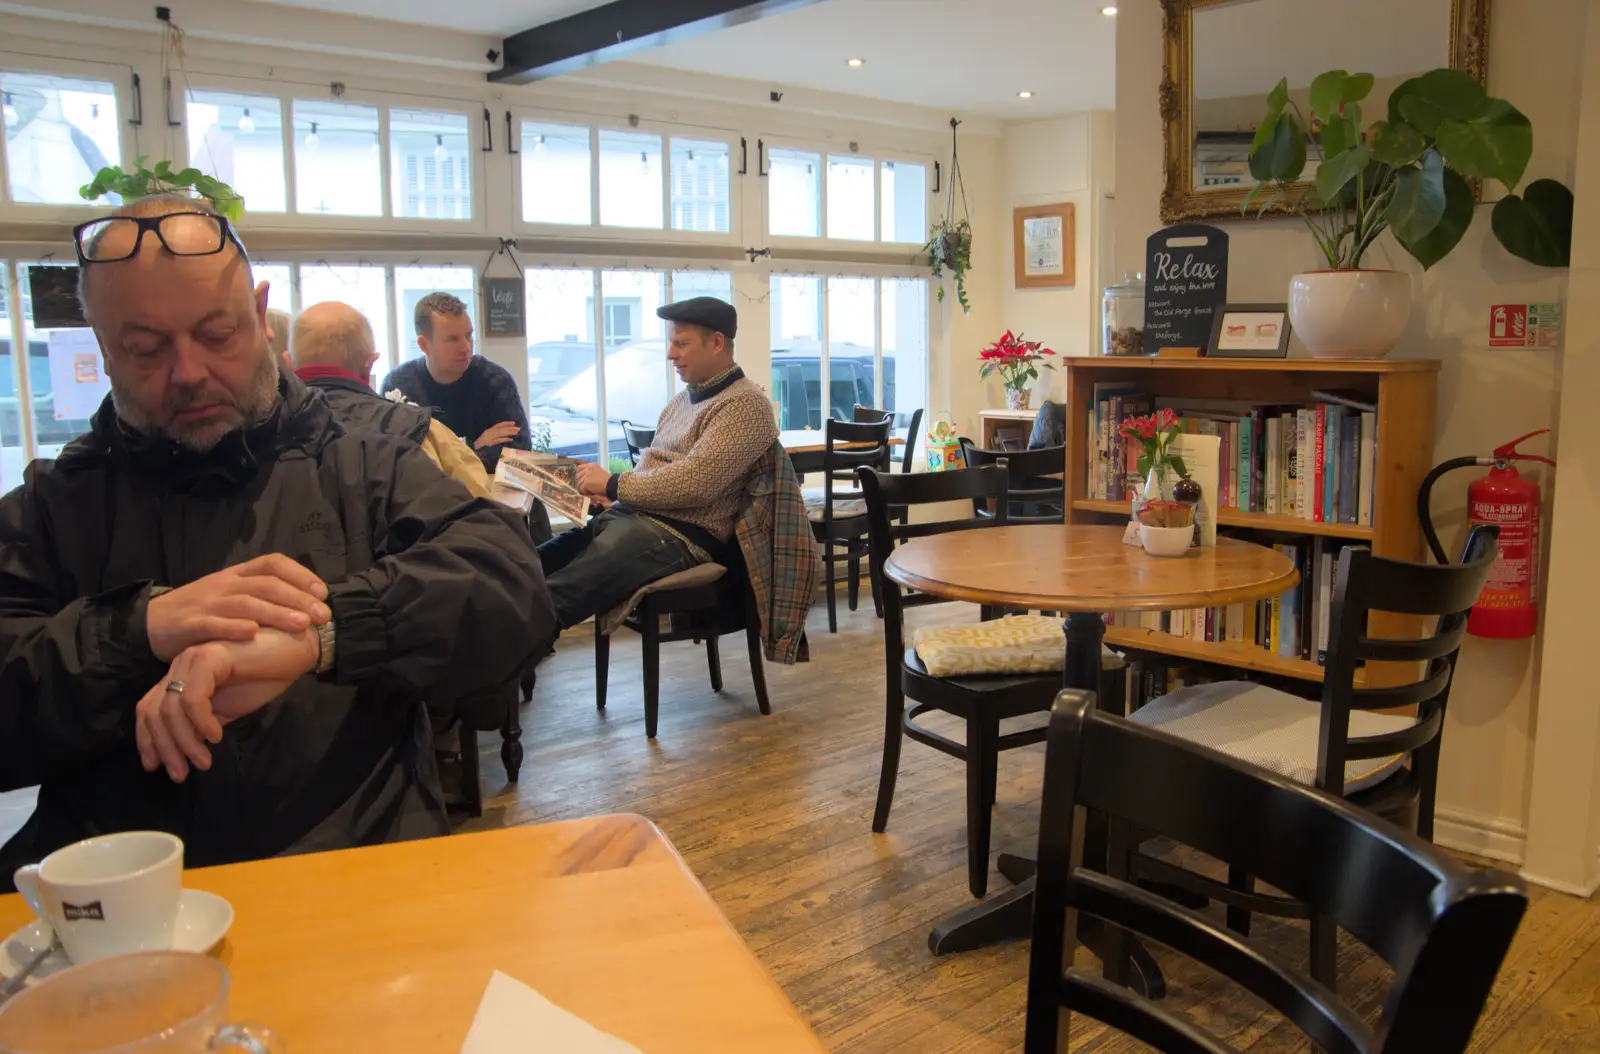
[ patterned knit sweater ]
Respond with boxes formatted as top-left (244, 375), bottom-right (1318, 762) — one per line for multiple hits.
top-left (605, 367), bottom-right (778, 554)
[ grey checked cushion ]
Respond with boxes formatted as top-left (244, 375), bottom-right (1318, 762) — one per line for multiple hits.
top-left (802, 486), bottom-right (867, 521)
top-left (596, 563), bottom-right (727, 637)
top-left (1127, 680), bottom-right (1413, 793)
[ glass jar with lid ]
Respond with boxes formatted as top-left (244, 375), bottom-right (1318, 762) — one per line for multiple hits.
top-left (1102, 271), bottom-right (1146, 356)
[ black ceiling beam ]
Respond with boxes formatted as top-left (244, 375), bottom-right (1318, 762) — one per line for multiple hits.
top-left (488, 0), bottom-right (829, 84)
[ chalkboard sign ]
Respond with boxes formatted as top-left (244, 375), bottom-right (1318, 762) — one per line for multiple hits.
top-left (1143, 224), bottom-right (1229, 353)
top-left (26, 266), bottom-right (87, 329)
top-left (482, 277), bottom-right (525, 338)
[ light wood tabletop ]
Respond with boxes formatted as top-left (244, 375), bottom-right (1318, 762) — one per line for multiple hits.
top-left (779, 429), bottom-right (905, 455)
top-left (883, 523), bottom-right (1299, 612)
top-left (0, 816), bottom-right (823, 1054)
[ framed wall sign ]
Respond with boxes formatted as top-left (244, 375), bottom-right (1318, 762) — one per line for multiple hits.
top-left (482, 277), bottom-right (526, 338)
top-left (1013, 203), bottom-right (1075, 288)
top-left (1207, 303), bottom-right (1292, 358)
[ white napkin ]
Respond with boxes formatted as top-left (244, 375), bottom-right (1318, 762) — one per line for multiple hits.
top-left (461, 971), bottom-right (644, 1053)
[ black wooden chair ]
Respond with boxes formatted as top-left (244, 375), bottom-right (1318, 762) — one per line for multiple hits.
top-left (958, 439), bottom-right (1066, 524)
top-left (450, 682), bottom-right (528, 819)
top-left (594, 552), bottom-right (771, 740)
top-left (807, 417), bottom-right (893, 633)
top-left (1025, 690), bottom-right (1526, 1054)
top-left (619, 419), bottom-right (655, 466)
top-left (860, 464), bottom-right (1121, 899)
top-left (853, 405), bottom-right (924, 476)
top-left (1122, 526), bottom-right (1500, 988)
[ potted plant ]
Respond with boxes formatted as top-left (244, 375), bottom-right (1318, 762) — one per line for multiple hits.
top-left (1120, 408), bottom-right (1197, 555)
top-left (79, 157), bottom-right (244, 220)
top-left (923, 217), bottom-right (972, 315)
top-left (978, 330), bottom-right (1055, 411)
top-left (1245, 68), bottom-right (1574, 358)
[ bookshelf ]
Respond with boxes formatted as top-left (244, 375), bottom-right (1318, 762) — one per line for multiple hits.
top-left (1065, 357), bottom-right (1439, 687)
top-left (977, 409), bottom-right (1040, 450)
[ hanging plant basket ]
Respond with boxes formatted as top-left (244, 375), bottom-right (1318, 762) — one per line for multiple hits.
top-left (921, 118), bottom-right (973, 315)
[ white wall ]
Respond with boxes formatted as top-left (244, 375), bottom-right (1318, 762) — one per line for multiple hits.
top-left (1116, 0), bottom-right (1593, 877)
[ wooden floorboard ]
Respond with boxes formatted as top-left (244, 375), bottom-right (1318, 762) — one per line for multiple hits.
top-left (1, 599), bottom-right (1597, 1051)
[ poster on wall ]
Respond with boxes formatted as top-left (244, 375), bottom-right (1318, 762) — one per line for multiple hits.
top-left (1143, 224), bottom-right (1229, 353)
top-left (46, 328), bottom-right (111, 420)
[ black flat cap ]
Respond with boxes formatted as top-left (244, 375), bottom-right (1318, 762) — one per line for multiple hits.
top-left (657, 296), bottom-right (737, 339)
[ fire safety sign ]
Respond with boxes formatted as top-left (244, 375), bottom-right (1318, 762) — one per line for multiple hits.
top-left (1489, 302), bottom-right (1563, 349)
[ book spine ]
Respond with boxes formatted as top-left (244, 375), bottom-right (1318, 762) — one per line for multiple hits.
top-left (1264, 416), bottom-right (1279, 514)
top-left (1238, 417), bottom-right (1252, 512)
top-left (1225, 602), bottom-right (1244, 643)
top-left (1284, 410), bottom-right (1299, 518)
top-left (1338, 414), bottom-right (1359, 524)
top-left (1359, 410), bottom-right (1376, 526)
top-left (1280, 414), bottom-right (1293, 519)
top-left (1111, 395), bottom-right (1124, 501)
top-left (1219, 422), bottom-right (1232, 510)
top-left (1317, 544), bottom-right (1335, 665)
top-left (1312, 405), bottom-right (1326, 522)
top-left (1269, 593), bottom-right (1281, 653)
top-left (1323, 406), bottom-right (1339, 523)
top-left (1297, 540), bottom-right (1313, 661)
top-left (1250, 409), bottom-right (1265, 512)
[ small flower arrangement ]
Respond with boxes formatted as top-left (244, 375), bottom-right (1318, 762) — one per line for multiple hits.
top-left (1119, 408), bottom-right (1195, 529)
top-left (977, 330), bottom-right (1056, 392)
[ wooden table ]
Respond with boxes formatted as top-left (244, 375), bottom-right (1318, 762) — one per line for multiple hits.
top-left (779, 428), bottom-right (905, 468)
top-left (0, 816), bottom-right (823, 1054)
top-left (883, 525), bottom-right (1297, 979)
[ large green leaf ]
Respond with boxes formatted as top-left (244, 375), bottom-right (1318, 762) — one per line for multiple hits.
top-left (1343, 73), bottom-right (1375, 103)
top-left (1251, 78), bottom-right (1291, 156)
top-left (1394, 167), bottom-right (1475, 269)
top-left (1315, 143), bottom-right (1370, 205)
top-left (1387, 76), bottom-right (1422, 126)
top-left (1369, 119), bottom-right (1427, 166)
top-left (1319, 114), bottom-right (1355, 158)
top-left (1491, 178), bottom-right (1574, 267)
top-left (1387, 148), bottom-right (1448, 244)
top-left (1310, 70), bottom-right (1350, 122)
top-left (1398, 68), bottom-right (1486, 136)
top-left (1434, 97), bottom-right (1532, 190)
top-left (1252, 113), bottom-right (1307, 183)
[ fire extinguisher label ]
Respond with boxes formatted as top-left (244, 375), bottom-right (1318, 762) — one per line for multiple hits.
top-left (1470, 503), bottom-right (1537, 606)
top-left (1488, 302), bottom-right (1563, 349)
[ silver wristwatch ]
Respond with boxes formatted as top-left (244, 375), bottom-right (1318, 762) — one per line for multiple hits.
top-left (315, 620), bottom-right (337, 675)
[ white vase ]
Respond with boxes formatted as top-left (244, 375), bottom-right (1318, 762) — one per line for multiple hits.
top-left (1287, 270), bottom-right (1412, 358)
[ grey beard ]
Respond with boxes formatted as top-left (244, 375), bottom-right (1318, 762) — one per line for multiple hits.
top-left (111, 353), bottom-right (281, 453)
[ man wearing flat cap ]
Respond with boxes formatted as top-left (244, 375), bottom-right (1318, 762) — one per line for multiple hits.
top-left (542, 297), bottom-right (779, 629)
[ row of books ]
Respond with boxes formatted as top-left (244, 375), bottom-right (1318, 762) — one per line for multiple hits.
top-left (1088, 387), bottom-right (1379, 527)
top-left (1109, 536), bottom-right (1361, 668)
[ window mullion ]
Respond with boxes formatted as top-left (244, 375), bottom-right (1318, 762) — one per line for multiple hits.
top-left (4, 261), bottom-right (34, 465)
top-left (592, 267), bottom-right (608, 460)
top-left (819, 276), bottom-right (831, 426)
top-left (589, 127), bottom-right (602, 230)
top-left (874, 277), bottom-right (884, 408)
top-left (384, 266), bottom-right (400, 371)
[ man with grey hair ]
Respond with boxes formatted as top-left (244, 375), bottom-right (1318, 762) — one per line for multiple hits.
top-left (0, 195), bottom-right (547, 883)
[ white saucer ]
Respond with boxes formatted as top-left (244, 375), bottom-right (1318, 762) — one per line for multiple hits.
top-left (0, 889), bottom-right (233, 987)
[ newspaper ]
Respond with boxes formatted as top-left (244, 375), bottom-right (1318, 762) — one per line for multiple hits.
top-left (497, 453), bottom-right (591, 523)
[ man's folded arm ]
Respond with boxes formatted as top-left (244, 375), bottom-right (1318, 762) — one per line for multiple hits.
top-left (0, 483), bottom-right (162, 789)
top-left (325, 438), bottom-right (554, 703)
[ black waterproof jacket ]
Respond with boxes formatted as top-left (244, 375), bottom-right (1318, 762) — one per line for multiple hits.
top-left (0, 372), bottom-right (548, 885)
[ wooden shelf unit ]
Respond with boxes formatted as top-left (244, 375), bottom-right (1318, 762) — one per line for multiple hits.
top-left (976, 409), bottom-right (1040, 450)
top-left (1065, 357), bottom-right (1439, 685)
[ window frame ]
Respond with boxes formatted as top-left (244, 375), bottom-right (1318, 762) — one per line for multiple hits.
top-left (0, 54), bottom-right (135, 224)
top-left (179, 74), bottom-right (489, 236)
top-left (510, 106), bottom-right (744, 247)
top-left (759, 133), bottom-right (936, 254)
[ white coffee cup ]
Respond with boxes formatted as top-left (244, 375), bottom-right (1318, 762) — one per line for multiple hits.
top-left (11, 831), bottom-right (183, 965)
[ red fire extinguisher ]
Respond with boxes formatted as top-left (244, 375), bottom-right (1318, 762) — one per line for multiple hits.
top-left (1418, 429), bottom-right (1554, 639)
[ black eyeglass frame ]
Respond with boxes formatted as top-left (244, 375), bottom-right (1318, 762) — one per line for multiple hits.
top-left (71, 211), bottom-right (250, 267)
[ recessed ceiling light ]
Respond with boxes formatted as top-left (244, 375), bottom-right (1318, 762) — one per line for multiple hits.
top-left (1017, 91), bottom-right (1034, 99)
top-left (846, 57), bottom-right (865, 68)
top-left (1101, 5), bottom-right (1118, 14)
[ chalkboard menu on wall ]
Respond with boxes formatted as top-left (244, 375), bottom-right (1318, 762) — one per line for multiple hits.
top-left (482, 277), bottom-right (525, 338)
top-left (1143, 224), bottom-right (1229, 352)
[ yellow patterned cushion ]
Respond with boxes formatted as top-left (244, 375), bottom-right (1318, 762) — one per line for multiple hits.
top-left (912, 614), bottom-right (1121, 677)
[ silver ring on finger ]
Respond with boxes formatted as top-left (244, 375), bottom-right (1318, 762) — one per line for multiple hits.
top-left (165, 679), bottom-right (186, 695)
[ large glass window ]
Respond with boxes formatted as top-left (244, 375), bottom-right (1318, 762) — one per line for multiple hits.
top-left (0, 266), bottom-right (22, 492)
top-left (298, 264), bottom-right (389, 374)
top-left (390, 109), bottom-right (472, 220)
top-left (882, 278), bottom-right (928, 456)
top-left (880, 161), bottom-right (928, 244)
top-left (598, 130), bottom-right (663, 230)
top-left (768, 148), bottom-right (820, 238)
top-left (525, 268), bottom-right (598, 458)
top-left (770, 275), bottom-right (823, 430)
top-left (520, 121), bottom-right (591, 225)
top-left (826, 156), bottom-right (875, 242)
top-left (669, 138), bottom-right (730, 233)
top-left (19, 265), bottom-right (98, 460)
top-left (253, 263), bottom-right (294, 314)
top-left (1, 71), bottom-right (120, 206)
top-left (292, 100), bottom-right (381, 216)
top-left (186, 91), bottom-right (286, 214)
top-left (599, 271), bottom-right (667, 465)
top-left (394, 265), bottom-right (475, 366)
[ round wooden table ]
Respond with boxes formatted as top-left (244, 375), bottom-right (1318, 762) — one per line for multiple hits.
top-left (881, 524), bottom-right (1299, 973)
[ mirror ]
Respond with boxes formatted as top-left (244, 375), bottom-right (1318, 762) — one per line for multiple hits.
top-left (1160, 0), bottom-right (1489, 223)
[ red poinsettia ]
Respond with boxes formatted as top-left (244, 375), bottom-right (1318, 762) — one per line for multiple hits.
top-left (977, 330), bottom-right (1056, 391)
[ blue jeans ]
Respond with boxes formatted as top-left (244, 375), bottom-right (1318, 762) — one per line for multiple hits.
top-left (537, 508), bottom-right (700, 630)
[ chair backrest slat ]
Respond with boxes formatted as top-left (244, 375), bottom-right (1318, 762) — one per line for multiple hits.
top-left (851, 406), bottom-right (923, 474)
top-left (959, 440), bottom-right (1066, 524)
top-left (1024, 691), bottom-right (1526, 1054)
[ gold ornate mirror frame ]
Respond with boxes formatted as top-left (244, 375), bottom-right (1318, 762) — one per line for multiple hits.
top-left (1159, 0), bottom-right (1491, 223)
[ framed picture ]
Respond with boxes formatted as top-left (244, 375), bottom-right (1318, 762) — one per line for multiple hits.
top-left (1013, 203), bottom-right (1075, 288)
top-left (1207, 303), bottom-right (1291, 358)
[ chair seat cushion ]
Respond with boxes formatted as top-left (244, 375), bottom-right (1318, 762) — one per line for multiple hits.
top-left (1126, 680), bottom-right (1413, 793)
top-left (802, 486), bottom-right (868, 520)
top-left (911, 614), bottom-right (1124, 677)
top-left (596, 563), bottom-right (727, 637)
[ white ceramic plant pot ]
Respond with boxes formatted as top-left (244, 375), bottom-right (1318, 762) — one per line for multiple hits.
top-left (1139, 523), bottom-right (1194, 558)
top-left (1287, 269), bottom-right (1412, 359)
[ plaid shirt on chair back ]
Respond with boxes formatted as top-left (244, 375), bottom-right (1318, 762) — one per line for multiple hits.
top-left (735, 441), bottom-right (820, 664)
